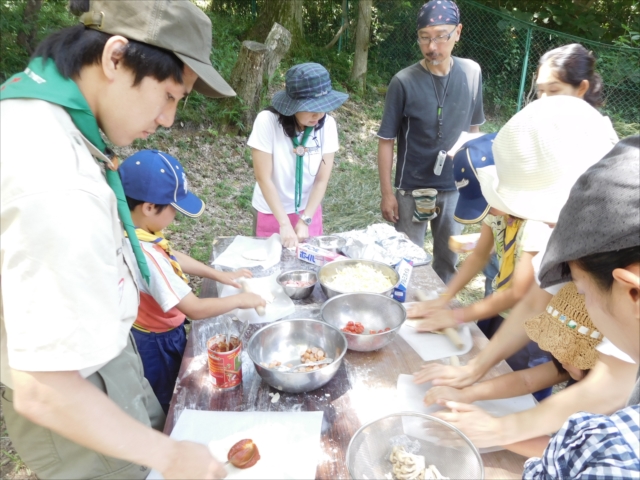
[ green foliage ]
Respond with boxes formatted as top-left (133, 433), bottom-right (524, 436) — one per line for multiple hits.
top-left (0, 0), bottom-right (76, 83)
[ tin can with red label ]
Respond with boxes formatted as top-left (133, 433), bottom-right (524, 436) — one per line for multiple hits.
top-left (207, 334), bottom-right (242, 389)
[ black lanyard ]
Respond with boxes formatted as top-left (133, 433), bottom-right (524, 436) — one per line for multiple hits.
top-left (426, 59), bottom-right (453, 140)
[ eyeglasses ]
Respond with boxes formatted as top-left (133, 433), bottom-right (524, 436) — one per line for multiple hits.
top-left (417, 27), bottom-right (457, 46)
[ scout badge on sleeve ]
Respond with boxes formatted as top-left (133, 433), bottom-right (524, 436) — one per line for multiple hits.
top-left (412, 188), bottom-right (438, 223)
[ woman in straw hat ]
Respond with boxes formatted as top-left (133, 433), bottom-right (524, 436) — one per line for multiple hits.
top-left (415, 96), bottom-right (637, 451)
top-left (423, 283), bottom-right (598, 457)
top-left (248, 63), bottom-right (348, 248)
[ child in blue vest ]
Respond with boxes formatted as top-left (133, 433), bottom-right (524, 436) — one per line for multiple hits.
top-left (119, 149), bottom-right (265, 413)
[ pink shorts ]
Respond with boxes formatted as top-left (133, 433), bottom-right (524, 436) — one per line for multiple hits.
top-left (255, 206), bottom-right (324, 238)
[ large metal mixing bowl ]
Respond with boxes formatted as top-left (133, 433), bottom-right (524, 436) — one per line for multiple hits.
top-left (321, 293), bottom-right (406, 351)
top-left (318, 259), bottom-right (399, 298)
top-left (246, 319), bottom-right (347, 393)
top-left (346, 412), bottom-right (484, 479)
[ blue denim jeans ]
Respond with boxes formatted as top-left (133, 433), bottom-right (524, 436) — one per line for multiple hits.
top-left (394, 189), bottom-right (463, 284)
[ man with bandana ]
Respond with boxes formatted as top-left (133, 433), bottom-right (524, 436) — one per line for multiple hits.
top-left (377, 0), bottom-right (485, 284)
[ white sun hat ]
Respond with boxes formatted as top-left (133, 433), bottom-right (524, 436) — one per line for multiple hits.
top-left (477, 96), bottom-right (617, 224)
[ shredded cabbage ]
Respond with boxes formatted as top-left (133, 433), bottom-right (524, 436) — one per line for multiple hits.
top-left (326, 264), bottom-right (394, 293)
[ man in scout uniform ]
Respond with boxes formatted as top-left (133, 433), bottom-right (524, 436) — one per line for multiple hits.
top-left (377, 0), bottom-right (485, 284)
top-left (0, 1), bottom-right (233, 478)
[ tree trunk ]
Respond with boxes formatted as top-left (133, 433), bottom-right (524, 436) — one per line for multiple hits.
top-left (228, 40), bottom-right (268, 130)
top-left (247, 0), bottom-right (303, 47)
top-left (350, 0), bottom-right (372, 92)
top-left (17, 0), bottom-right (43, 55)
top-left (263, 23), bottom-right (292, 84)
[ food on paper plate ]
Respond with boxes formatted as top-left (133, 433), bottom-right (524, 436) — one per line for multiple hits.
top-left (389, 446), bottom-right (449, 480)
top-left (325, 263), bottom-right (394, 293)
top-left (227, 439), bottom-right (260, 469)
top-left (341, 321), bottom-right (390, 335)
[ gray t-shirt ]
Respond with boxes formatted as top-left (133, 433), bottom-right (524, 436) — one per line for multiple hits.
top-left (377, 57), bottom-right (485, 191)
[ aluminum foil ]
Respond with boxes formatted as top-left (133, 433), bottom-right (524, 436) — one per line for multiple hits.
top-left (336, 223), bottom-right (432, 266)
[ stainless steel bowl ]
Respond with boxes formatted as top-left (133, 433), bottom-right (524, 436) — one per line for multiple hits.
top-left (276, 270), bottom-right (318, 300)
top-left (318, 259), bottom-right (400, 298)
top-left (321, 293), bottom-right (406, 351)
top-left (307, 235), bottom-right (347, 253)
top-left (346, 412), bottom-right (484, 479)
top-left (246, 319), bottom-right (347, 393)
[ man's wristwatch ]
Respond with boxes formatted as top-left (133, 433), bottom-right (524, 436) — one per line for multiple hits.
top-left (300, 214), bottom-right (313, 226)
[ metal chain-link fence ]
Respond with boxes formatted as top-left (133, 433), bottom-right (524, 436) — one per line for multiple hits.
top-left (359, 0), bottom-right (640, 125)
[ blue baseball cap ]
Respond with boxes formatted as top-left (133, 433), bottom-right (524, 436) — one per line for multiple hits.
top-left (453, 133), bottom-right (497, 224)
top-left (119, 150), bottom-right (205, 217)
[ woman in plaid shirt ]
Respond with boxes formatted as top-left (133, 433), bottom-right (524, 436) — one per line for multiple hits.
top-left (526, 136), bottom-right (640, 479)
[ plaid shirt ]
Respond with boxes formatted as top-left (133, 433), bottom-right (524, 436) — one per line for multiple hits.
top-left (524, 405), bottom-right (640, 479)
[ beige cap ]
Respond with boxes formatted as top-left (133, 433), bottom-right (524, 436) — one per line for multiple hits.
top-left (80, 0), bottom-right (235, 98)
top-left (525, 282), bottom-right (601, 370)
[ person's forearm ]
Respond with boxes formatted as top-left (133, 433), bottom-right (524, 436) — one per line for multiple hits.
top-left (256, 178), bottom-right (290, 226)
top-left (378, 139), bottom-right (395, 196)
top-left (497, 353), bottom-right (638, 445)
top-left (462, 288), bottom-right (518, 322)
top-left (471, 284), bottom-right (552, 375)
top-left (465, 362), bottom-right (566, 402)
top-left (502, 436), bottom-right (550, 458)
top-left (12, 370), bottom-right (178, 475)
top-left (443, 249), bottom-right (491, 302)
top-left (470, 125), bottom-right (480, 133)
top-left (173, 251), bottom-right (214, 278)
top-left (183, 296), bottom-right (248, 320)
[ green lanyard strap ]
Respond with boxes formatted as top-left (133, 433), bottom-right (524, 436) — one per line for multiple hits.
top-left (291, 126), bottom-right (314, 214)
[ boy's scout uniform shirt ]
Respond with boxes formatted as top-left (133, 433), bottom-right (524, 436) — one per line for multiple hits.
top-left (0, 98), bottom-right (139, 388)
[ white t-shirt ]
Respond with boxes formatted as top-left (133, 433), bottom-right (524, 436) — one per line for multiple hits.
top-left (1, 99), bottom-right (140, 389)
top-left (248, 110), bottom-right (339, 214)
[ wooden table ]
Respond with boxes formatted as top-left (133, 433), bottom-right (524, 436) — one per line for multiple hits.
top-left (166, 237), bottom-right (527, 479)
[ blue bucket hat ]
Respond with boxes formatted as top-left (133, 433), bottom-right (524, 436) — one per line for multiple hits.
top-left (119, 150), bottom-right (205, 218)
top-left (453, 133), bottom-right (497, 224)
top-left (271, 63), bottom-right (349, 116)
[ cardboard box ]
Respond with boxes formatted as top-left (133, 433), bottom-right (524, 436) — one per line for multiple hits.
top-left (296, 244), bottom-right (346, 266)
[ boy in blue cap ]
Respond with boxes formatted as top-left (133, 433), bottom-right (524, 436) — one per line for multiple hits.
top-left (408, 134), bottom-right (553, 398)
top-left (119, 149), bottom-right (265, 413)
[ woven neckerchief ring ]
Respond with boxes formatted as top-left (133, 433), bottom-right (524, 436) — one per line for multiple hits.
top-left (291, 126), bottom-right (314, 214)
top-left (424, 57), bottom-right (454, 141)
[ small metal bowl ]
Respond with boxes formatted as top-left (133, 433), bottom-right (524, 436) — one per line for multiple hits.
top-left (321, 293), bottom-right (406, 351)
top-left (247, 318), bottom-right (347, 393)
top-left (307, 235), bottom-right (347, 254)
top-left (318, 259), bottom-right (399, 298)
top-left (276, 270), bottom-right (318, 300)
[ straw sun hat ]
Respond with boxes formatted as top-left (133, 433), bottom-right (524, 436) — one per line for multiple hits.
top-left (477, 96), bottom-right (616, 224)
top-left (525, 282), bottom-right (601, 370)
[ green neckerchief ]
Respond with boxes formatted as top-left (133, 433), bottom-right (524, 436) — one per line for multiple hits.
top-left (291, 126), bottom-right (314, 214)
top-left (1, 58), bottom-right (151, 285)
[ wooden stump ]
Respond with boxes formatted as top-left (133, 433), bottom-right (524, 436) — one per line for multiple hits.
top-left (229, 40), bottom-right (268, 130)
top-left (263, 23), bottom-right (292, 83)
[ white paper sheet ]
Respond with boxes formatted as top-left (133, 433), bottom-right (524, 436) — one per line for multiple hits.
top-left (218, 272), bottom-right (295, 324)
top-left (398, 323), bottom-right (473, 361)
top-left (395, 374), bottom-right (537, 453)
top-left (212, 234), bottom-right (282, 270)
top-left (147, 410), bottom-right (324, 480)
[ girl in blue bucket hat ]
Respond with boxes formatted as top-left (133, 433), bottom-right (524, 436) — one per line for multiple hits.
top-left (247, 63), bottom-right (348, 247)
